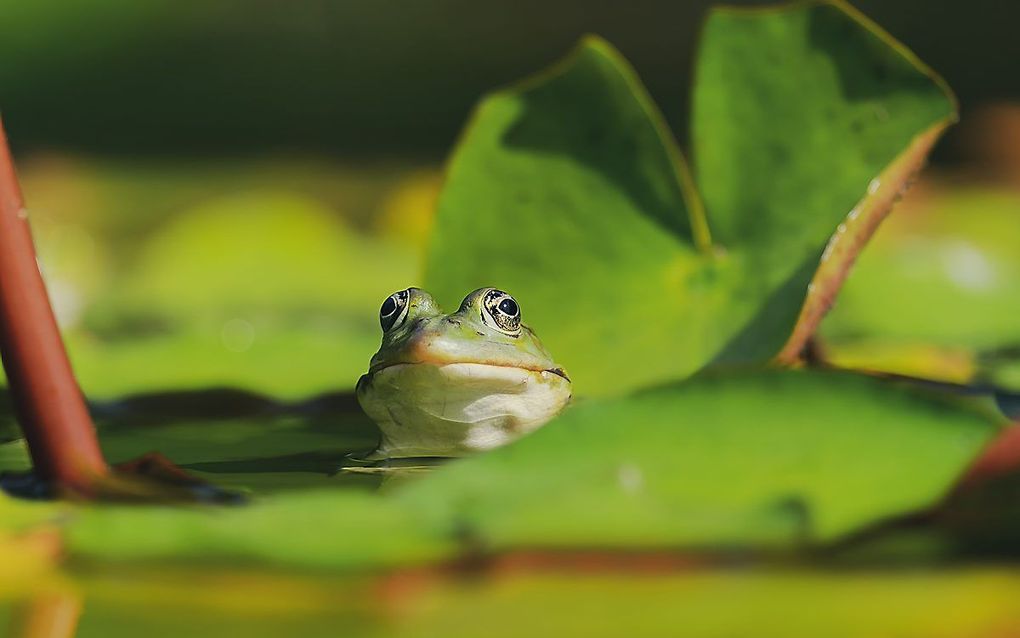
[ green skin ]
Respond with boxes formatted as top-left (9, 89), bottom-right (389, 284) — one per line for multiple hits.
top-left (357, 287), bottom-right (571, 458)
top-left (367, 288), bottom-right (566, 376)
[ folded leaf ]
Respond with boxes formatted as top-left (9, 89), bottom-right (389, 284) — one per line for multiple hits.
top-left (426, 2), bottom-right (956, 396)
top-left (694, 1), bottom-right (957, 363)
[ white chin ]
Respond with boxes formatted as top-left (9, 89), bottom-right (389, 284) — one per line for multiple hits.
top-left (357, 362), bottom-right (571, 459)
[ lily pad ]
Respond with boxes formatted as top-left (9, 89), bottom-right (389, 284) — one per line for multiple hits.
top-left (64, 489), bottom-right (453, 571)
top-left (59, 371), bottom-right (998, 567)
top-left (0, 390), bottom-right (380, 495)
top-left (425, 2), bottom-right (955, 397)
top-left (401, 370), bottom-right (998, 550)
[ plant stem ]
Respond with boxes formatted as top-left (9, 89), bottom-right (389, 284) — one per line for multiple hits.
top-left (8, 589), bottom-right (82, 638)
top-left (0, 118), bottom-right (108, 493)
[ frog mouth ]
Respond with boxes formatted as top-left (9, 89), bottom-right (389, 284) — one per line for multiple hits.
top-left (368, 360), bottom-right (570, 383)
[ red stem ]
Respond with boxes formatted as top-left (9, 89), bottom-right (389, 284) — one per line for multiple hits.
top-left (0, 118), bottom-right (107, 492)
top-left (958, 423), bottom-right (1020, 488)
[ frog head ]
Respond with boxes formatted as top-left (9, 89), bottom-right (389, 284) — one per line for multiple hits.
top-left (356, 287), bottom-right (571, 458)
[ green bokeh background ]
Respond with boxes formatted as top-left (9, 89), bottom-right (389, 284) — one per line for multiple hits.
top-left (0, 1), bottom-right (1018, 636)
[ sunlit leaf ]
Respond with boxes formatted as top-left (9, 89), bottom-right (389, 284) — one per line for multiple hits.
top-left (694, 1), bottom-right (956, 364)
top-left (401, 371), bottom-right (998, 549)
top-left (426, 2), bottom-right (955, 397)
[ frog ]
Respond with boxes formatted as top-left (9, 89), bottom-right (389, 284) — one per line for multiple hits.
top-left (356, 287), bottom-right (571, 459)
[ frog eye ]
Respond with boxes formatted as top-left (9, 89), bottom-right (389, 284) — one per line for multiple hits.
top-left (380, 289), bottom-right (410, 332)
top-left (481, 289), bottom-right (521, 336)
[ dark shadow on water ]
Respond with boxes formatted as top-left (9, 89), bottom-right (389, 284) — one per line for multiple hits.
top-left (182, 450), bottom-right (351, 476)
top-left (89, 387), bottom-right (368, 427)
top-left (0, 386), bottom-right (385, 494)
top-left (90, 388), bottom-right (382, 492)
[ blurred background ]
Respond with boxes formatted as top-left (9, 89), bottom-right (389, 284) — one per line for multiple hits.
top-left (3, 0), bottom-right (1019, 158)
top-left (0, 2), bottom-right (1019, 636)
top-left (0, 0), bottom-right (1017, 400)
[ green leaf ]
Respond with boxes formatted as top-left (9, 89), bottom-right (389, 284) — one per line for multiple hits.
top-left (694, 1), bottom-right (954, 252)
top-left (425, 3), bottom-right (955, 397)
top-left (57, 372), bottom-right (998, 567)
top-left (426, 36), bottom-right (718, 398)
top-left (64, 490), bottom-right (453, 571)
top-left (0, 391), bottom-right (381, 495)
top-left (400, 371), bottom-right (998, 550)
top-left (694, 0), bottom-right (956, 364)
